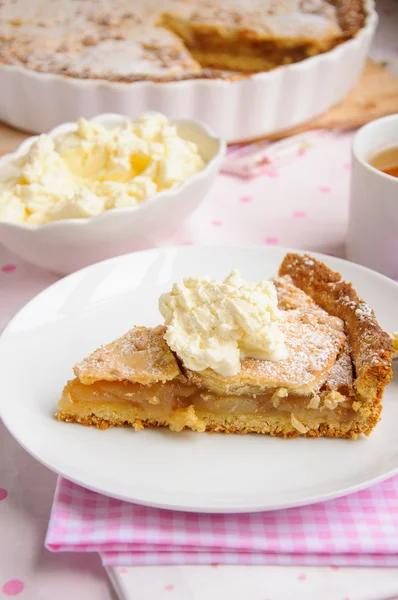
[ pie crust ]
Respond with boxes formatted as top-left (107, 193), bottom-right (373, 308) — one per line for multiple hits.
top-left (57, 253), bottom-right (393, 439)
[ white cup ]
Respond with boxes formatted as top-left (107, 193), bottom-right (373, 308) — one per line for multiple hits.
top-left (347, 114), bottom-right (398, 279)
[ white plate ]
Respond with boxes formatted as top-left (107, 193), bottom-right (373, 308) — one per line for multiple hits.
top-left (1, 246), bottom-right (397, 513)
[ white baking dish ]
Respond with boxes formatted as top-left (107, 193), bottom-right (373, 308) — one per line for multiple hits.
top-left (0, 0), bottom-right (377, 143)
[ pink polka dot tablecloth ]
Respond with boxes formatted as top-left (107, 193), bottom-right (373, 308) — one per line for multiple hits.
top-left (1, 2), bottom-right (398, 598)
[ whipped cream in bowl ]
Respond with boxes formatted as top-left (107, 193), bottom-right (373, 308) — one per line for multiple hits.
top-left (0, 113), bottom-right (206, 225)
top-left (0, 113), bottom-right (224, 273)
top-left (159, 270), bottom-right (288, 377)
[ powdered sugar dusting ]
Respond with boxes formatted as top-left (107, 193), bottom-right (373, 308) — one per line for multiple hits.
top-left (209, 277), bottom-right (347, 391)
top-left (342, 296), bottom-right (375, 323)
top-left (301, 256), bottom-right (315, 268)
top-left (280, 253), bottom-right (393, 386)
top-left (75, 325), bottom-right (180, 385)
top-left (323, 347), bottom-right (353, 390)
top-left (355, 303), bottom-right (373, 320)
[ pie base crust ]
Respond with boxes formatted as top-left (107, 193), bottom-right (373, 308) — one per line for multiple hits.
top-left (57, 253), bottom-right (393, 439)
top-left (57, 405), bottom-right (382, 440)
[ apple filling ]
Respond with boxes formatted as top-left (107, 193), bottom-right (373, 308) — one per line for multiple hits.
top-left (60, 377), bottom-right (355, 424)
top-left (160, 15), bottom-right (333, 73)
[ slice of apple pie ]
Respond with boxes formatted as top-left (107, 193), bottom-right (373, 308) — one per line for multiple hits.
top-left (57, 253), bottom-right (393, 439)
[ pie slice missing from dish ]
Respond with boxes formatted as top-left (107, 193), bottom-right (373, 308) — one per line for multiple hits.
top-left (57, 253), bottom-right (393, 439)
top-left (160, 0), bottom-right (365, 74)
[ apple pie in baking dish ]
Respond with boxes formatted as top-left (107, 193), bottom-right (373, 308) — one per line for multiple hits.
top-left (57, 253), bottom-right (393, 439)
top-left (0, 0), bottom-right (366, 82)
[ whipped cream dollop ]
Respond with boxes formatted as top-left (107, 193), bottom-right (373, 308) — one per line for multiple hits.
top-left (0, 112), bottom-right (204, 225)
top-left (159, 270), bottom-right (288, 377)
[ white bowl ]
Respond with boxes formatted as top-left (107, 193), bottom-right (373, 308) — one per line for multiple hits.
top-left (0, 114), bottom-right (225, 274)
top-left (0, 0), bottom-right (377, 143)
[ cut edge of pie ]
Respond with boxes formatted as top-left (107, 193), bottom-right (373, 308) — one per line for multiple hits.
top-left (160, 0), bottom-right (366, 75)
top-left (57, 253), bottom-right (393, 439)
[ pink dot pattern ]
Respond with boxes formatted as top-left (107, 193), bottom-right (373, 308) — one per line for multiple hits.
top-left (1, 264), bottom-right (17, 273)
top-left (0, 488), bottom-right (8, 501)
top-left (265, 169), bottom-right (279, 178)
top-left (264, 237), bottom-right (279, 245)
top-left (2, 580), bottom-right (24, 596)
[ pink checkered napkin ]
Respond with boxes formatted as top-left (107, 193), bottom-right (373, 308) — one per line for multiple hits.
top-left (45, 476), bottom-right (398, 567)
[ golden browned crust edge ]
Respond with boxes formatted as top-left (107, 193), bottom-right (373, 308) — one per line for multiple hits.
top-left (279, 253), bottom-right (393, 407)
top-left (327, 0), bottom-right (366, 37)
